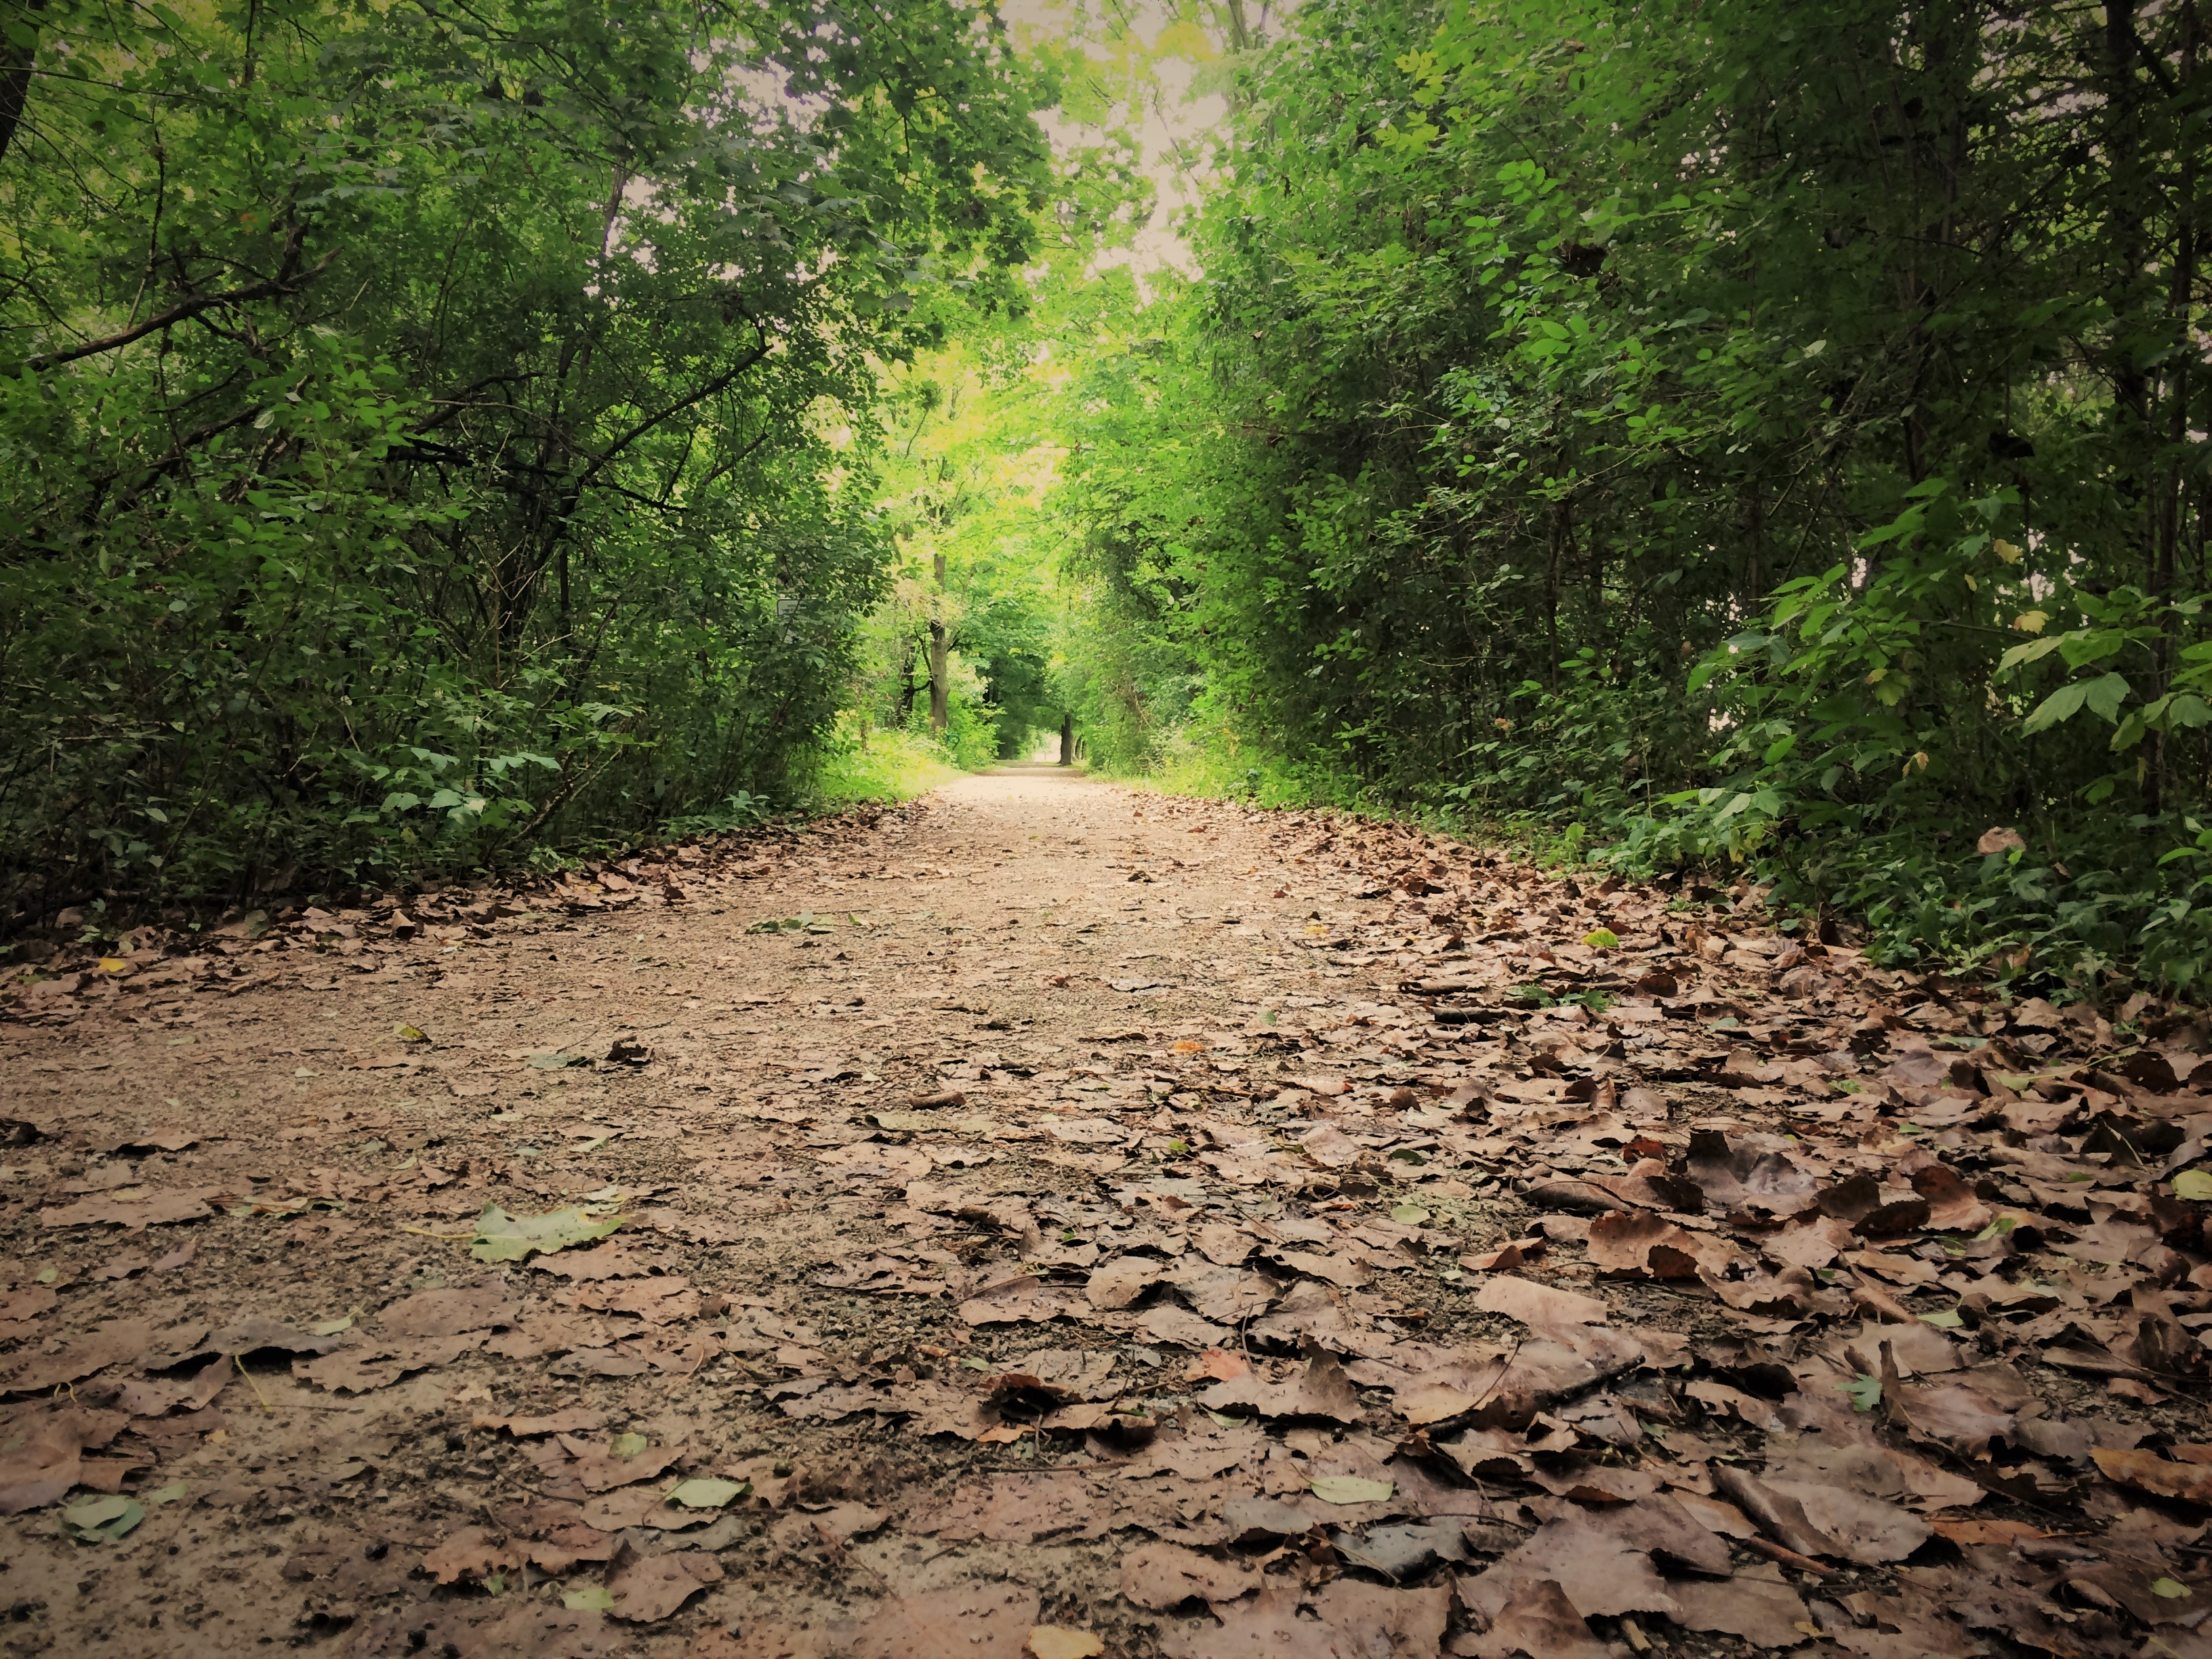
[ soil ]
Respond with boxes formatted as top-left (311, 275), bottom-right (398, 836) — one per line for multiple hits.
top-left (1, 765), bottom-right (2207, 1659)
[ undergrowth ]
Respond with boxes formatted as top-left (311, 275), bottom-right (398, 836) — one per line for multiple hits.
top-left (1127, 722), bottom-right (2212, 1006)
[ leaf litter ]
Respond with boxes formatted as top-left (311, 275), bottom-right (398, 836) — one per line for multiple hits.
top-left (1, 772), bottom-right (2210, 1654)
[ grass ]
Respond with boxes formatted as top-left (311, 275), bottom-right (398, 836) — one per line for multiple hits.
top-left (803, 726), bottom-right (966, 808)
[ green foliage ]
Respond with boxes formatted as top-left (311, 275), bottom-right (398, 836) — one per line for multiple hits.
top-left (0, 0), bottom-right (1057, 920)
top-left (1050, 0), bottom-right (2212, 994)
top-left (801, 722), bottom-right (965, 810)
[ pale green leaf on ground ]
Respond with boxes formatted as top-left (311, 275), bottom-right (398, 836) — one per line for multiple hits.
top-left (1310, 1475), bottom-right (1393, 1504)
top-left (666, 1477), bottom-right (750, 1509)
top-left (469, 1202), bottom-right (622, 1262)
top-left (62, 1495), bottom-right (144, 1542)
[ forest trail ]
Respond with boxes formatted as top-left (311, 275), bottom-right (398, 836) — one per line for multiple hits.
top-left (2, 776), bottom-right (2207, 1659)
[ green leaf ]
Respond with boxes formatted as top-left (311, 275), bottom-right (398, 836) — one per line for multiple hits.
top-left (529, 1051), bottom-right (584, 1069)
top-left (2171, 1169), bottom-right (2212, 1202)
top-left (1917, 1308), bottom-right (1964, 1328)
top-left (2082, 671), bottom-right (2132, 722)
top-left (1390, 1203), bottom-right (1431, 1224)
top-left (666, 1477), bottom-right (750, 1509)
top-left (1581, 928), bottom-right (1619, 949)
top-left (1843, 1373), bottom-right (1883, 1412)
top-left (2022, 682), bottom-right (2089, 734)
top-left (468, 1202), bottom-right (623, 1263)
top-left (2152, 1578), bottom-right (2192, 1599)
top-left (61, 1494), bottom-right (144, 1543)
top-left (1310, 1475), bottom-right (1395, 1504)
top-left (1997, 636), bottom-right (2066, 674)
top-left (562, 1586), bottom-right (615, 1611)
top-left (609, 1432), bottom-right (650, 1458)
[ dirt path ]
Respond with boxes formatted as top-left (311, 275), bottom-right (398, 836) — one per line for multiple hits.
top-left (2, 768), bottom-right (2207, 1659)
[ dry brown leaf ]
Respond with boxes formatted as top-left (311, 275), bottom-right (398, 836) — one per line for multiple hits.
top-left (841, 1583), bottom-right (1041, 1659)
top-left (1118, 1542), bottom-right (1262, 1610)
top-left (905, 1473), bottom-right (1108, 1544)
top-left (39, 1189), bottom-right (217, 1230)
top-left (568, 1277), bottom-right (701, 1324)
top-left (1587, 1210), bottom-right (1729, 1279)
top-left (293, 1334), bottom-right (475, 1394)
top-left (607, 1549), bottom-right (722, 1622)
top-left (1452, 1579), bottom-right (1609, 1659)
top-left (1457, 1516), bottom-right (1681, 1622)
top-left (1763, 1478), bottom-right (1931, 1564)
top-left (1198, 1351), bottom-right (1361, 1423)
top-left (379, 1286), bottom-right (518, 1338)
top-left (1471, 1275), bottom-right (1607, 1326)
top-left (1709, 1464), bottom-right (1843, 1559)
top-left (1666, 1564), bottom-right (1812, 1649)
top-left (1155, 1589), bottom-right (1346, 1659)
top-left (2091, 1446), bottom-right (2212, 1505)
top-left (0, 1406), bottom-right (116, 1513)
top-left (1, 1319), bottom-right (154, 1395)
top-left (474, 1406), bottom-right (605, 1437)
top-left (421, 1525), bottom-right (518, 1586)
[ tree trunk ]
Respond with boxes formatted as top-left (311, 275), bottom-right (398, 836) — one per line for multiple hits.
top-left (928, 551), bottom-right (949, 735)
top-left (0, 2), bottom-right (42, 173)
top-left (1058, 714), bottom-right (1073, 766)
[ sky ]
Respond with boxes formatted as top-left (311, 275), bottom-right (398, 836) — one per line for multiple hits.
top-left (1001, 0), bottom-right (1235, 279)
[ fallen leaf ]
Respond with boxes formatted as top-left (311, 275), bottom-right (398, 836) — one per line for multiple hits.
top-left (844, 1582), bottom-right (1040, 1658)
top-left (1458, 1515), bottom-right (1680, 1622)
top-left (1198, 1351), bottom-right (1361, 1423)
top-left (2092, 1446), bottom-right (2212, 1506)
top-left (474, 1407), bottom-right (606, 1438)
top-left (1669, 1563), bottom-right (1814, 1648)
top-left (1472, 1274), bottom-right (1608, 1326)
top-left (666, 1477), bottom-right (749, 1509)
top-left (470, 1203), bottom-right (623, 1263)
top-left (380, 1285), bottom-right (518, 1338)
top-left (1118, 1542), bottom-right (1261, 1610)
top-left (60, 1493), bottom-right (143, 1543)
top-left (423, 1525), bottom-right (517, 1585)
top-left (607, 1550), bottom-right (722, 1622)
top-left (1309, 1475), bottom-right (1394, 1504)
top-left (1587, 1210), bottom-right (1726, 1279)
top-left (1453, 1578), bottom-right (1609, 1659)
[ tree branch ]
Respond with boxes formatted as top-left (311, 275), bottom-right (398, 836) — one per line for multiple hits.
top-left (18, 243), bottom-right (339, 372)
top-left (570, 309), bottom-right (772, 492)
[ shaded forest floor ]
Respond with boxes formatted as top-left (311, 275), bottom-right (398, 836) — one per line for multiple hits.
top-left (1, 766), bottom-right (2208, 1659)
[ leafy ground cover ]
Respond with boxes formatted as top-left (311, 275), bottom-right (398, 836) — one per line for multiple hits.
top-left (2, 769), bottom-right (2209, 1658)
